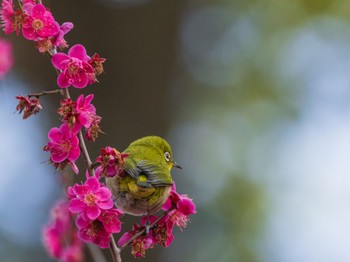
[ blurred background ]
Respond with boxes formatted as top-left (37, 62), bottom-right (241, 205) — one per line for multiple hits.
top-left (1, 0), bottom-right (350, 261)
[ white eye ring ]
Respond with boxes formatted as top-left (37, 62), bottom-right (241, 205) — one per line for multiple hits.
top-left (164, 152), bottom-right (171, 162)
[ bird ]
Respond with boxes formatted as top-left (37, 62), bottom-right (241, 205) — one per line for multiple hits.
top-left (106, 136), bottom-right (181, 216)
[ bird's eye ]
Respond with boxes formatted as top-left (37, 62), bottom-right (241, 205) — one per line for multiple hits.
top-left (164, 152), bottom-right (171, 162)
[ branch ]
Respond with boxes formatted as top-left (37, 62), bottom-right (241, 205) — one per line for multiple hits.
top-left (109, 235), bottom-right (122, 262)
top-left (78, 130), bottom-right (95, 177)
top-left (28, 89), bottom-right (63, 98)
top-left (119, 206), bottom-right (175, 250)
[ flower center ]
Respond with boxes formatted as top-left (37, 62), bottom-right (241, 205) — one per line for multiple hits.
top-left (60, 140), bottom-right (71, 152)
top-left (32, 19), bottom-right (44, 32)
top-left (87, 220), bottom-right (102, 238)
top-left (84, 193), bottom-right (97, 206)
top-left (67, 59), bottom-right (83, 78)
top-left (170, 211), bottom-right (188, 228)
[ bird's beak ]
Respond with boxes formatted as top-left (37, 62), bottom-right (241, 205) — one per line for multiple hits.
top-left (172, 161), bottom-right (183, 169)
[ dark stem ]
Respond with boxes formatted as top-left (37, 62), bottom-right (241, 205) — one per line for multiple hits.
top-left (90, 162), bottom-right (101, 170)
top-left (41, 40), bottom-right (118, 262)
top-left (28, 89), bottom-right (63, 98)
top-left (78, 131), bottom-right (95, 177)
top-left (119, 206), bottom-right (175, 250)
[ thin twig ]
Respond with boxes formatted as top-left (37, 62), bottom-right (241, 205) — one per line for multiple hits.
top-left (28, 89), bottom-right (63, 98)
top-left (109, 235), bottom-right (122, 262)
top-left (119, 206), bottom-right (175, 250)
top-left (90, 162), bottom-right (101, 170)
top-left (40, 38), bottom-right (114, 261)
top-left (78, 131), bottom-right (95, 177)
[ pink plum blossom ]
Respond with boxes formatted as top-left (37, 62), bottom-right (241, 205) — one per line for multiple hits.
top-left (68, 176), bottom-right (113, 220)
top-left (44, 123), bottom-right (80, 164)
top-left (53, 22), bottom-right (73, 49)
top-left (0, 0), bottom-right (24, 35)
top-left (75, 208), bottom-right (123, 248)
top-left (85, 114), bottom-right (102, 141)
top-left (118, 222), bottom-right (155, 257)
top-left (35, 21), bottom-right (74, 53)
top-left (75, 94), bottom-right (98, 128)
top-left (95, 146), bottom-right (128, 178)
top-left (162, 184), bottom-right (196, 229)
top-left (22, 3), bottom-right (59, 40)
top-left (75, 215), bottom-right (111, 248)
top-left (57, 94), bottom-right (98, 128)
top-left (0, 38), bottom-right (13, 78)
top-left (57, 94), bottom-right (103, 141)
top-left (42, 200), bottom-right (84, 262)
top-left (88, 53), bottom-right (106, 78)
top-left (98, 208), bottom-right (123, 233)
top-left (51, 44), bottom-right (94, 88)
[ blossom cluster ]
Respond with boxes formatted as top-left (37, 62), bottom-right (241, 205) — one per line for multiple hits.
top-left (1, 0), bottom-right (105, 89)
top-left (43, 93), bottom-right (102, 173)
top-left (95, 146), bottom-right (128, 178)
top-left (68, 175), bottom-right (123, 248)
top-left (57, 93), bottom-right (102, 142)
top-left (118, 184), bottom-right (196, 257)
top-left (4, 0), bottom-right (198, 260)
top-left (42, 200), bottom-right (84, 262)
top-left (1, 0), bottom-right (72, 51)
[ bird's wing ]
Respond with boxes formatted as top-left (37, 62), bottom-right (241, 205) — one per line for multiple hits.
top-left (124, 158), bottom-right (173, 187)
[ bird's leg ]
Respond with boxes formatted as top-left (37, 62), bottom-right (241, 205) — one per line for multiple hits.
top-left (144, 209), bottom-right (151, 235)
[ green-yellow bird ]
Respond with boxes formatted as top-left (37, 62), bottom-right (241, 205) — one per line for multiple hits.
top-left (106, 136), bottom-right (181, 216)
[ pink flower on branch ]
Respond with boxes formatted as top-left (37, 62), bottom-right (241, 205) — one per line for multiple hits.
top-left (35, 21), bottom-right (74, 53)
top-left (95, 146), bottom-right (128, 178)
top-left (75, 208), bottom-right (123, 248)
top-left (75, 215), bottom-right (111, 249)
top-left (88, 53), bottom-right (106, 78)
top-left (118, 222), bottom-right (155, 258)
top-left (162, 184), bottom-right (196, 229)
top-left (44, 123), bottom-right (80, 173)
top-left (68, 176), bottom-right (114, 220)
top-left (22, 3), bottom-right (59, 41)
top-left (57, 94), bottom-right (103, 141)
top-left (42, 200), bottom-right (84, 262)
top-left (51, 44), bottom-right (94, 88)
top-left (0, 0), bottom-right (24, 35)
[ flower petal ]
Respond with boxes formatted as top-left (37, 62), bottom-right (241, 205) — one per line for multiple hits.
top-left (86, 177), bottom-right (100, 192)
top-left (48, 127), bottom-right (62, 143)
top-left (85, 94), bottom-right (94, 105)
top-left (51, 151), bottom-right (69, 163)
top-left (86, 205), bottom-right (101, 220)
top-left (57, 72), bottom-right (71, 88)
top-left (177, 196), bottom-right (196, 216)
top-left (117, 232), bottom-right (133, 246)
top-left (72, 73), bottom-right (88, 88)
top-left (51, 53), bottom-right (70, 69)
top-left (96, 187), bottom-right (112, 201)
top-left (68, 199), bottom-right (85, 213)
top-left (68, 147), bottom-right (80, 162)
top-left (68, 44), bottom-right (87, 61)
top-left (97, 199), bottom-right (113, 210)
top-left (32, 4), bottom-right (46, 19)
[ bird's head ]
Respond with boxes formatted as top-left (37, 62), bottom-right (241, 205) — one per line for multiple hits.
top-left (133, 136), bottom-right (182, 171)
